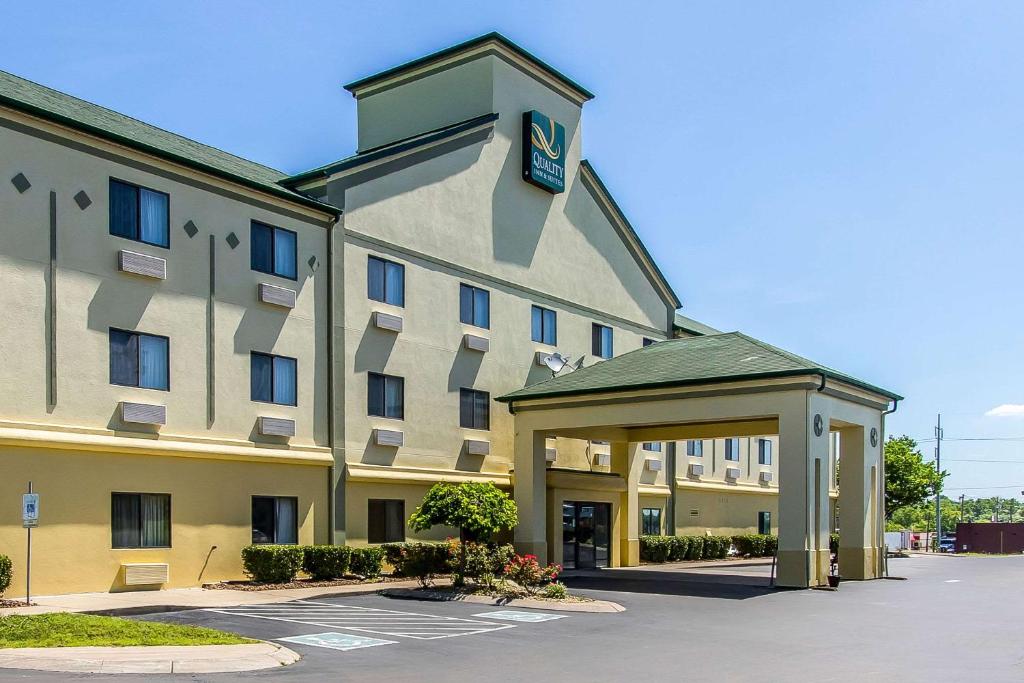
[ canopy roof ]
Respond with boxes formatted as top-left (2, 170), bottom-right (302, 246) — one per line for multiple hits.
top-left (498, 332), bottom-right (902, 403)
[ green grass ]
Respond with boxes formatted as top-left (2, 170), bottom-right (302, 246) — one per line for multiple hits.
top-left (0, 613), bottom-right (255, 648)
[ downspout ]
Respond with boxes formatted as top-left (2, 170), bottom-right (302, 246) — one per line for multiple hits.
top-left (880, 399), bottom-right (899, 574)
top-left (325, 212), bottom-right (340, 545)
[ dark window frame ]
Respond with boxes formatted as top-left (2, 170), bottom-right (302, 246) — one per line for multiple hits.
top-left (109, 327), bottom-right (170, 391)
top-left (109, 177), bottom-right (170, 249)
top-left (686, 440), bottom-right (704, 457)
top-left (367, 255), bottom-right (405, 307)
top-left (758, 438), bottom-right (772, 465)
top-left (642, 442), bottom-right (662, 452)
top-left (250, 220), bottom-right (298, 281)
top-left (368, 499), bottom-right (405, 543)
top-left (250, 495), bottom-right (299, 545)
top-left (250, 351), bottom-right (298, 407)
top-left (592, 323), bottom-right (613, 359)
top-left (641, 507), bottom-right (662, 536)
top-left (459, 283), bottom-right (490, 329)
top-left (531, 305), bottom-right (557, 345)
top-left (725, 437), bottom-right (740, 461)
top-left (368, 372), bottom-right (404, 420)
top-left (111, 492), bottom-right (171, 549)
top-left (459, 388), bottom-right (491, 430)
top-left (758, 511), bottom-right (772, 535)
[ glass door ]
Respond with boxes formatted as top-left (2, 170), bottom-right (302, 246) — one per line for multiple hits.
top-left (562, 501), bottom-right (612, 569)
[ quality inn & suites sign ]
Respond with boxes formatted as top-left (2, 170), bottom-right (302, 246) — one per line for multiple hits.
top-left (522, 110), bottom-right (565, 193)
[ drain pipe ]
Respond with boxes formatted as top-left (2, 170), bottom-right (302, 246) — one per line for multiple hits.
top-left (880, 399), bottom-right (899, 575)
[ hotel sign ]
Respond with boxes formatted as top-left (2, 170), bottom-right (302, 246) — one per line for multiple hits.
top-left (522, 110), bottom-right (565, 193)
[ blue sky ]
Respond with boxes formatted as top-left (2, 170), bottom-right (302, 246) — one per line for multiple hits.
top-left (3, 2), bottom-right (1022, 499)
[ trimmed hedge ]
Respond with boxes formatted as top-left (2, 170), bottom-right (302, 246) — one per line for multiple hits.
top-left (302, 545), bottom-right (351, 580)
top-left (382, 542), bottom-right (454, 581)
top-left (242, 545), bottom-right (304, 583)
top-left (731, 534), bottom-right (779, 557)
top-left (640, 534), bottom-right (731, 562)
top-left (0, 554), bottom-right (11, 596)
top-left (349, 546), bottom-right (385, 579)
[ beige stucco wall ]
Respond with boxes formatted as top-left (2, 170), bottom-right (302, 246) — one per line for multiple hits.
top-left (0, 446), bottom-right (326, 595)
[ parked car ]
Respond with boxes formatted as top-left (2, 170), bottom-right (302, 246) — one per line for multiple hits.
top-left (939, 538), bottom-right (956, 553)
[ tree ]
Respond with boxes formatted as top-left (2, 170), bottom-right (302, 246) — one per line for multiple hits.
top-left (408, 482), bottom-right (518, 579)
top-left (884, 435), bottom-right (947, 518)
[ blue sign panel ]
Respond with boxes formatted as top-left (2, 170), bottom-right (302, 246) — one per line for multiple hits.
top-left (522, 110), bottom-right (566, 193)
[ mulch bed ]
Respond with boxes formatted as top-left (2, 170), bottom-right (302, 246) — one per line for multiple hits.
top-left (410, 584), bottom-right (593, 604)
top-left (0, 599), bottom-right (34, 608)
top-left (203, 575), bottom-right (406, 591)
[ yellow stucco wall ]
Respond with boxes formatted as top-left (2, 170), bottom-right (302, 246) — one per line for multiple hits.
top-left (674, 487), bottom-right (779, 536)
top-left (0, 446), bottom-right (327, 595)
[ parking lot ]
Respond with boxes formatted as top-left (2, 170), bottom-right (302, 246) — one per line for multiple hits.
top-left (2, 553), bottom-right (1022, 681)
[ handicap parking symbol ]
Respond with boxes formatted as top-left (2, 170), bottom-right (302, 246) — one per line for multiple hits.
top-left (279, 632), bottom-right (398, 651)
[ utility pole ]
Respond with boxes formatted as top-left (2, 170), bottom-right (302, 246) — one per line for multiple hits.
top-left (934, 414), bottom-right (943, 549)
top-left (959, 494), bottom-right (965, 524)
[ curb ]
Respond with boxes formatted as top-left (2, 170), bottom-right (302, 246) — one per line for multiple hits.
top-left (380, 588), bottom-right (626, 613)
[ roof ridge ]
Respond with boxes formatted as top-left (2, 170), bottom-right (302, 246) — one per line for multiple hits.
top-left (0, 69), bottom-right (288, 178)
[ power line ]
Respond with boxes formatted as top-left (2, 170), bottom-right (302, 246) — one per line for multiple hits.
top-left (946, 458), bottom-right (1024, 463)
top-left (943, 485), bottom-right (1024, 490)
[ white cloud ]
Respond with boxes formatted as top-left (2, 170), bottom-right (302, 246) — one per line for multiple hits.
top-left (985, 404), bottom-right (1024, 418)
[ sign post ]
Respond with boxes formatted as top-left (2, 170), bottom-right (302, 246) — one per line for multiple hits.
top-left (22, 483), bottom-right (38, 606)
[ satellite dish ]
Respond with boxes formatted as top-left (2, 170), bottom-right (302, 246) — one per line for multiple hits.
top-left (542, 352), bottom-right (570, 375)
top-left (572, 357), bottom-right (585, 370)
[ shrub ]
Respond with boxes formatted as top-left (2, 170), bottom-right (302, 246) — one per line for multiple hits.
top-left (640, 535), bottom-right (671, 563)
top-left (704, 535), bottom-right (731, 559)
top-left (732, 534), bottom-right (777, 557)
top-left (241, 545), bottom-right (304, 583)
top-left (302, 545), bottom-right (351, 580)
top-left (504, 554), bottom-right (560, 594)
top-left (0, 555), bottom-right (10, 596)
top-left (542, 581), bottom-right (568, 599)
top-left (349, 546), bottom-right (385, 579)
top-left (764, 534), bottom-right (778, 556)
top-left (382, 543), bottom-right (454, 586)
top-left (463, 542), bottom-right (515, 579)
top-left (685, 536), bottom-right (705, 561)
top-left (830, 533), bottom-right (840, 556)
top-left (668, 536), bottom-right (690, 562)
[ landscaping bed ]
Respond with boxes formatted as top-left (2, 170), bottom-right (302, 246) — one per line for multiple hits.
top-left (204, 575), bottom-right (405, 591)
top-left (404, 583), bottom-right (592, 604)
top-left (0, 613), bottom-right (253, 648)
top-left (0, 600), bottom-right (32, 609)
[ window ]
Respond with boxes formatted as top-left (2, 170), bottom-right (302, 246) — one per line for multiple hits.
top-left (251, 496), bottom-right (298, 544)
top-left (459, 284), bottom-right (490, 329)
top-left (368, 256), bottom-right (405, 306)
top-left (643, 337), bottom-right (657, 347)
top-left (250, 352), bottom-right (297, 406)
top-left (368, 372), bottom-right (404, 419)
top-left (109, 329), bottom-right (169, 391)
top-left (531, 305), bottom-right (557, 345)
top-left (111, 493), bottom-right (170, 548)
top-left (758, 438), bottom-right (772, 465)
top-left (758, 511), bottom-right (772, 535)
top-left (368, 499), bottom-right (405, 543)
top-left (592, 323), bottom-right (613, 359)
top-left (642, 442), bottom-right (662, 452)
top-left (725, 437), bottom-right (740, 461)
top-left (642, 508), bottom-right (662, 536)
top-left (109, 179), bottom-right (169, 248)
top-left (250, 221), bottom-right (297, 279)
top-left (686, 440), bottom-right (703, 457)
top-left (459, 388), bottom-right (490, 430)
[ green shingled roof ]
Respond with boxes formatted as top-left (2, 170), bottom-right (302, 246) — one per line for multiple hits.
top-left (498, 332), bottom-right (901, 403)
top-left (0, 70), bottom-right (337, 215)
top-left (673, 313), bottom-right (721, 336)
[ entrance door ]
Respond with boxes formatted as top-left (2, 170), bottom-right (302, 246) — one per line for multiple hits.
top-left (562, 501), bottom-right (611, 569)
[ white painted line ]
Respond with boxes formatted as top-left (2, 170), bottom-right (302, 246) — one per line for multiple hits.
top-left (278, 632), bottom-right (398, 652)
top-left (472, 610), bottom-right (568, 623)
top-left (945, 579), bottom-right (961, 583)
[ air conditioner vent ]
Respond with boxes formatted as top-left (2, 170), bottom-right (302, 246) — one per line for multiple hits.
top-left (258, 282), bottom-right (297, 309)
top-left (122, 563), bottom-right (169, 586)
top-left (465, 439), bottom-right (490, 456)
top-left (121, 402), bottom-right (166, 426)
top-left (259, 416), bottom-right (295, 437)
top-left (463, 334), bottom-right (489, 353)
top-left (374, 428), bottom-right (404, 447)
top-left (373, 311), bottom-right (403, 333)
top-left (688, 463), bottom-right (704, 477)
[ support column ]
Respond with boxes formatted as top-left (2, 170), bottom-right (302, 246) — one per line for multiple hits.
top-left (514, 429), bottom-right (549, 564)
top-left (777, 393), bottom-right (832, 587)
top-left (839, 421), bottom-right (882, 579)
top-left (617, 442), bottom-right (644, 567)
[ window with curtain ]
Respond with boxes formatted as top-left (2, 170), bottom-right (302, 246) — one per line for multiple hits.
top-left (686, 440), bottom-right (704, 457)
top-left (368, 372), bottom-right (404, 419)
top-left (459, 388), bottom-right (490, 430)
top-left (758, 511), bottom-right (772, 535)
top-left (531, 305), bottom-right (556, 345)
top-left (641, 508), bottom-right (662, 536)
top-left (725, 437), bottom-right (740, 461)
top-left (642, 442), bottom-right (663, 452)
top-left (367, 256), bottom-right (405, 307)
top-left (109, 179), bottom-right (169, 248)
top-left (250, 352), bottom-right (297, 406)
top-left (368, 499), bottom-right (405, 543)
top-left (250, 221), bottom-right (297, 279)
top-left (109, 329), bottom-right (169, 390)
top-left (111, 493), bottom-right (170, 548)
top-left (251, 496), bottom-right (298, 544)
top-left (459, 284), bottom-right (490, 328)
top-left (758, 438), bottom-right (772, 465)
top-left (592, 323), bottom-right (613, 359)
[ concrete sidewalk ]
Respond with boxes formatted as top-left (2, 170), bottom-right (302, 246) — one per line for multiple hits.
top-left (0, 642), bottom-right (298, 674)
top-left (0, 579), bottom-right (427, 616)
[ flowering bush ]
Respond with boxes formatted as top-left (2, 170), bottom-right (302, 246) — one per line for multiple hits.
top-left (503, 554), bottom-right (561, 593)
